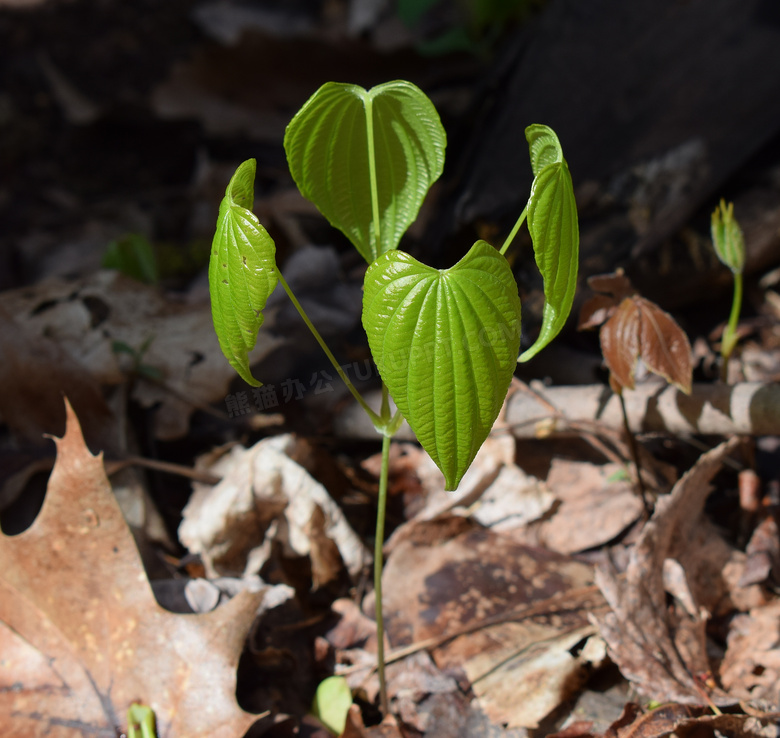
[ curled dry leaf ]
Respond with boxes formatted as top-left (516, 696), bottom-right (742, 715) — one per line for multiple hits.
top-left (179, 434), bottom-right (368, 580)
top-left (594, 437), bottom-right (741, 706)
top-left (0, 400), bottom-right (265, 737)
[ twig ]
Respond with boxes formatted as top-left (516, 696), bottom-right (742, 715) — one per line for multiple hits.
top-left (338, 583), bottom-right (608, 674)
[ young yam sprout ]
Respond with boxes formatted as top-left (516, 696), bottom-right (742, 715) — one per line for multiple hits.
top-left (208, 80), bottom-right (579, 716)
top-left (710, 199), bottom-right (746, 380)
top-left (579, 269), bottom-right (693, 512)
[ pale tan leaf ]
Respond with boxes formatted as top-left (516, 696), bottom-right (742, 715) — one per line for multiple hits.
top-left (0, 400), bottom-right (265, 737)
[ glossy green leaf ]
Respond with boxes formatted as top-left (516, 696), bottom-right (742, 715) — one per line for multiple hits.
top-left (284, 80), bottom-right (446, 263)
top-left (363, 241), bottom-right (522, 489)
top-left (711, 199), bottom-right (745, 274)
top-left (312, 676), bottom-right (352, 735)
top-left (519, 125), bottom-right (579, 362)
top-left (209, 159), bottom-right (278, 386)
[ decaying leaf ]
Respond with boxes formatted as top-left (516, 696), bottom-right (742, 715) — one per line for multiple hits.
top-left (0, 303), bottom-right (116, 450)
top-left (520, 459), bottom-right (645, 554)
top-left (366, 434), bottom-right (554, 537)
top-left (720, 599), bottom-right (780, 705)
top-left (598, 702), bottom-right (780, 738)
top-left (380, 518), bottom-right (604, 728)
top-left (0, 400), bottom-right (265, 737)
top-left (179, 434), bottom-right (368, 580)
top-left (594, 437), bottom-right (742, 705)
top-left (0, 270), bottom-right (283, 440)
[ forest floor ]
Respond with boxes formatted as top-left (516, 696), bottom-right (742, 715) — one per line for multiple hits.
top-left (1, 2), bottom-right (780, 737)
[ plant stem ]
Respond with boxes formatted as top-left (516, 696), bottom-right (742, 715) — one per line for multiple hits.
top-left (720, 271), bottom-right (743, 381)
top-left (374, 432), bottom-right (391, 715)
top-left (275, 269), bottom-right (383, 428)
top-left (500, 205), bottom-right (528, 256)
top-left (617, 391), bottom-right (652, 516)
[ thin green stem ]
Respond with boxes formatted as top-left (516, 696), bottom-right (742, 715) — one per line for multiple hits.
top-left (500, 204), bottom-right (528, 256)
top-left (275, 269), bottom-right (383, 427)
top-left (364, 94), bottom-right (382, 256)
top-left (720, 271), bottom-right (743, 380)
top-left (374, 433), bottom-right (391, 715)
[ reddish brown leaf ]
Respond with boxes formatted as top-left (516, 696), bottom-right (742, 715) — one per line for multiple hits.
top-left (578, 293), bottom-right (619, 330)
top-left (600, 296), bottom-right (693, 394)
top-left (600, 297), bottom-right (642, 392)
top-left (586, 270), bottom-right (635, 301)
top-left (0, 400), bottom-right (265, 737)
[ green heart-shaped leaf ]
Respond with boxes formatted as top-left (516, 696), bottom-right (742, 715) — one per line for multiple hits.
top-left (284, 80), bottom-right (446, 263)
top-left (209, 159), bottom-right (278, 386)
top-left (362, 241), bottom-right (522, 489)
top-left (519, 125), bottom-right (579, 362)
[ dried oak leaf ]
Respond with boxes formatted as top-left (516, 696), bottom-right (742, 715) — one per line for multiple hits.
top-left (0, 400), bottom-right (265, 737)
top-left (594, 437), bottom-right (741, 706)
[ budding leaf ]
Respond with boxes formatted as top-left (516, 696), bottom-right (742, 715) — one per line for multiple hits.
top-left (209, 159), bottom-right (278, 386)
top-left (520, 125), bottom-right (579, 362)
top-left (362, 241), bottom-right (522, 490)
top-left (284, 80), bottom-right (446, 263)
top-left (312, 676), bottom-right (352, 736)
top-left (711, 199), bottom-right (745, 274)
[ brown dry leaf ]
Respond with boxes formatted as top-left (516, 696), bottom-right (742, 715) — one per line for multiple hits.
top-left (0, 400), bottom-right (265, 737)
top-left (380, 519), bottom-right (604, 728)
top-left (371, 436), bottom-right (553, 548)
top-left (600, 296), bottom-right (693, 394)
top-left (601, 702), bottom-right (780, 738)
top-left (0, 303), bottom-right (116, 450)
top-left (720, 599), bottom-right (780, 704)
top-left (739, 515), bottom-right (780, 587)
top-left (522, 460), bottom-right (645, 554)
top-left (0, 270), bottom-right (283, 440)
top-left (594, 437), bottom-right (742, 705)
top-left (342, 705), bottom-right (405, 738)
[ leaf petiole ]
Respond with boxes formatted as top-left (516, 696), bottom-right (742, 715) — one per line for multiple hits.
top-left (500, 204), bottom-right (528, 256)
top-left (275, 269), bottom-right (385, 430)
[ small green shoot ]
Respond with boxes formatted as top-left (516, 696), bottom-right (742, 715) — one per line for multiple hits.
top-left (103, 233), bottom-right (158, 284)
top-left (710, 199), bottom-right (745, 379)
top-left (208, 79), bottom-right (579, 715)
top-left (111, 336), bottom-right (164, 382)
top-left (312, 675), bottom-right (353, 735)
top-left (127, 703), bottom-right (157, 738)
